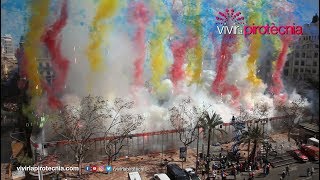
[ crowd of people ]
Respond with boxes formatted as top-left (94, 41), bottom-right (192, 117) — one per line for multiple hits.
top-left (196, 154), bottom-right (269, 180)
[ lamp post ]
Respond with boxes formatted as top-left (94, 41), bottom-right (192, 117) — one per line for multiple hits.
top-left (196, 125), bottom-right (200, 173)
top-left (262, 118), bottom-right (268, 139)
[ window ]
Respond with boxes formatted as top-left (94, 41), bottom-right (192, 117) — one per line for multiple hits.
top-left (307, 52), bottom-right (312, 58)
top-left (284, 69), bottom-right (289, 76)
top-left (315, 52), bottom-right (318, 58)
top-left (313, 61), bottom-right (318, 66)
top-left (312, 69), bottom-right (317, 74)
top-left (306, 69), bottom-right (311, 73)
top-left (301, 61), bottom-right (305, 66)
top-left (295, 52), bottom-right (300, 58)
top-left (295, 61), bottom-right (299, 65)
top-left (316, 45), bottom-right (319, 48)
top-left (302, 53), bottom-right (306, 58)
top-left (294, 68), bottom-right (298, 73)
top-left (285, 61), bottom-right (289, 67)
top-left (300, 69), bottom-right (304, 72)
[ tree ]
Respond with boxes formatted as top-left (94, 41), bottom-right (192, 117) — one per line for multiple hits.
top-left (240, 125), bottom-right (264, 165)
top-left (103, 98), bottom-right (144, 165)
top-left (52, 95), bottom-right (106, 177)
top-left (252, 102), bottom-right (271, 120)
top-left (276, 97), bottom-right (309, 142)
top-left (237, 106), bottom-right (255, 160)
top-left (168, 97), bottom-right (202, 161)
top-left (199, 111), bottom-right (226, 173)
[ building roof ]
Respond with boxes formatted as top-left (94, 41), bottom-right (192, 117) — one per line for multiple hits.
top-left (299, 122), bottom-right (319, 133)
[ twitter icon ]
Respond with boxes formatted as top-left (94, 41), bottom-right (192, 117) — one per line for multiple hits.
top-left (106, 165), bottom-right (112, 173)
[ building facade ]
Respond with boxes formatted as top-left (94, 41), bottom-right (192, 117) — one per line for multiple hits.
top-left (284, 14), bottom-right (319, 83)
top-left (1, 34), bottom-right (17, 81)
top-left (17, 36), bottom-right (55, 85)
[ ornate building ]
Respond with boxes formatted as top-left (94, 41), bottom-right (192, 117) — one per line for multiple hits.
top-left (284, 14), bottom-right (319, 83)
top-left (17, 36), bottom-right (55, 85)
top-left (1, 34), bottom-right (17, 81)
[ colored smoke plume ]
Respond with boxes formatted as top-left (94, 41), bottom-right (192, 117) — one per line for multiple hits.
top-left (212, 35), bottom-right (240, 106)
top-left (41, 0), bottom-right (69, 109)
top-left (246, 0), bottom-right (263, 87)
top-left (87, 0), bottom-right (118, 71)
top-left (128, 1), bottom-right (151, 86)
top-left (23, 0), bottom-right (50, 96)
top-left (170, 31), bottom-right (197, 88)
top-left (270, 35), bottom-right (292, 104)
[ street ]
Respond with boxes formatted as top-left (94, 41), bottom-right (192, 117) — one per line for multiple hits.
top-left (235, 161), bottom-right (320, 180)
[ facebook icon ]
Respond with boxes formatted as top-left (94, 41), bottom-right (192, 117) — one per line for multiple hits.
top-left (85, 166), bottom-right (91, 172)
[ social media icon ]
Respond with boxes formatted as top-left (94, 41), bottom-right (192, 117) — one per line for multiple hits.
top-left (98, 166), bottom-right (104, 172)
top-left (91, 165), bottom-right (97, 172)
top-left (85, 166), bottom-right (91, 171)
top-left (106, 165), bottom-right (112, 173)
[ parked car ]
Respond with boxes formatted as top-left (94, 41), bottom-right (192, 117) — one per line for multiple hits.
top-left (128, 172), bottom-right (142, 180)
top-left (301, 144), bottom-right (319, 161)
top-left (307, 137), bottom-right (319, 147)
top-left (184, 168), bottom-right (201, 180)
top-left (291, 150), bottom-right (309, 162)
top-left (154, 173), bottom-right (170, 180)
top-left (167, 163), bottom-right (189, 180)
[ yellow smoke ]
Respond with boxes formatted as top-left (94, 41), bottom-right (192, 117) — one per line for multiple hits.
top-left (87, 0), bottom-right (118, 71)
top-left (24, 0), bottom-right (50, 96)
top-left (246, 1), bottom-right (263, 86)
top-left (185, 0), bottom-right (203, 84)
top-left (150, 0), bottom-right (173, 92)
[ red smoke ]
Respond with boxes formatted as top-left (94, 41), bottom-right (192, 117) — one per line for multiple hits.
top-left (212, 35), bottom-right (240, 106)
top-left (41, 0), bottom-right (69, 109)
top-left (128, 1), bottom-right (150, 86)
top-left (270, 35), bottom-right (292, 104)
top-left (170, 31), bottom-right (197, 88)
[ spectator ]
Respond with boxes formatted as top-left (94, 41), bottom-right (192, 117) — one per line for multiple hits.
top-left (281, 170), bottom-right (286, 179)
top-left (311, 166), bottom-right (315, 176)
top-left (307, 167), bottom-right (310, 177)
top-left (285, 165), bottom-right (290, 176)
top-left (212, 170), bottom-right (216, 178)
top-left (249, 171), bottom-right (254, 180)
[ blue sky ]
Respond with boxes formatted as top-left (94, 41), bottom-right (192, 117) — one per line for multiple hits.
top-left (1, 0), bottom-right (319, 48)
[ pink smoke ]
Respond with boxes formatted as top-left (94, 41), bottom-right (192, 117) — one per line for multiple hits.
top-left (128, 1), bottom-right (150, 86)
top-left (270, 35), bottom-right (292, 104)
top-left (170, 30), bottom-right (197, 88)
top-left (212, 35), bottom-right (240, 106)
top-left (41, 0), bottom-right (69, 109)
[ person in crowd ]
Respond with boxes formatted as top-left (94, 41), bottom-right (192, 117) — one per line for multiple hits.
top-left (307, 167), bottom-right (310, 177)
top-left (281, 170), bottom-right (286, 179)
top-left (266, 163), bottom-right (271, 175)
top-left (285, 165), bottom-right (290, 176)
top-left (311, 166), bottom-right (315, 176)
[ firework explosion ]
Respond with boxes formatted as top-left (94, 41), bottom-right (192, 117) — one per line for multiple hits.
top-left (18, 0), bottom-right (310, 130)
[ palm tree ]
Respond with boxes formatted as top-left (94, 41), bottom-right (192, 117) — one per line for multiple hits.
top-left (199, 111), bottom-right (226, 173)
top-left (240, 124), bottom-right (264, 165)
